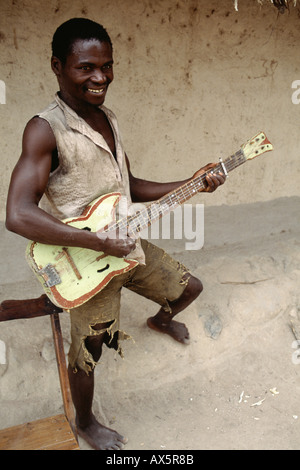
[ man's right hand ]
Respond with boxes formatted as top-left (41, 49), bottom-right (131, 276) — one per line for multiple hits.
top-left (95, 232), bottom-right (136, 258)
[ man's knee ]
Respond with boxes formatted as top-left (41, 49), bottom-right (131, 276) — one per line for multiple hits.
top-left (184, 275), bottom-right (203, 300)
top-left (85, 335), bottom-right (104, 362)
top-left (85, 322), bottom-right (111, 362)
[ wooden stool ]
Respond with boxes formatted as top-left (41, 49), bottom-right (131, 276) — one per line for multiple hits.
top-left (0, 295), bottom-right (79, 450)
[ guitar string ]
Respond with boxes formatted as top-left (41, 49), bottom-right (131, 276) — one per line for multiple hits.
top-left (108, 154), bottom-right (246, 234)
top-left (108, 150), bottom-right (247, 234)
top-left (97, 148), bottom-right (259, 235)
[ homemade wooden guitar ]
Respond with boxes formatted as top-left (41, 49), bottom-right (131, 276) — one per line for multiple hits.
top-left (26, 132), bottom-right (273, 309)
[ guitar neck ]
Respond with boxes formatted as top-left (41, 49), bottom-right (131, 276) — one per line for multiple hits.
top-left (120, 148), bottom-right (246, 236)
top-left (159, 148), bottom-right (246, 207)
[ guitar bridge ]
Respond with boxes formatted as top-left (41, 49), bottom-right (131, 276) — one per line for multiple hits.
top-left (38, 264), bottom-right (61, 287)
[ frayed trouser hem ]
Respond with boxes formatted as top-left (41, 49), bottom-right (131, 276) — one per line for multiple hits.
top-left (68, 322), bottom-right (133, 375)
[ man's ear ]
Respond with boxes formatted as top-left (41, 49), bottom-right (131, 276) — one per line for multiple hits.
top-left (51, 56), bottom-right (63, 77)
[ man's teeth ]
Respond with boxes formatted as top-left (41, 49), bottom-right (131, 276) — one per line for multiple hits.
top-left (88, 88), bottom-right (104, 94)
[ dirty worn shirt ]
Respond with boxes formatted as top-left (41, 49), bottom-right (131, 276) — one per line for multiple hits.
top-left (37, 93), bottom-right (145, 263)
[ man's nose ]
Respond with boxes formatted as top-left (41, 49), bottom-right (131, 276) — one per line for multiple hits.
top-left (91, 69), bottom-right (106, 83)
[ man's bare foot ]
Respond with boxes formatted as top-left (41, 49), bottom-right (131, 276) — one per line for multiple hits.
top-left (147, 316), bottom-right (190, 344)
top-left (77, 414), bottom-right (128, 450)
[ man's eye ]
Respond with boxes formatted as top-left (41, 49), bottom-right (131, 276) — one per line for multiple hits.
top-left (81, 66), bottom-right (91, 71)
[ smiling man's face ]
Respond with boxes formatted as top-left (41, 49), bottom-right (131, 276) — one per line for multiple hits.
top-left (51, 38), bottom-right (114, 111)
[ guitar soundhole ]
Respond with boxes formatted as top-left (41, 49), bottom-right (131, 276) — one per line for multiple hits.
top-left (82, 226), bottom-right (91, 231)
top-left (97, 264), bottom-right (110, 273)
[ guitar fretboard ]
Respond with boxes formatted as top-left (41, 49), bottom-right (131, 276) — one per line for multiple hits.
top-left (111, 148), bottom-right (246, 235)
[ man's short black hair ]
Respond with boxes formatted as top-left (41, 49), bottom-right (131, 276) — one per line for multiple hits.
top-left (52, 17), bottom-right (112, 63)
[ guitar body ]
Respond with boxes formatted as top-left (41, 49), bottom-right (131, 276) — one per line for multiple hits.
top-left (25, 193), bottom-right (139, 309)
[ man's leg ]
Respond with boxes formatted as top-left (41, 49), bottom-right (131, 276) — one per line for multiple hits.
top-left (147, 275), bottom-right (203, 344)
top-left (68, 323), bottom-right (127, 450)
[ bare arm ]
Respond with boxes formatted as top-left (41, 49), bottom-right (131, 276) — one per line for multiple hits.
top-left (6, 118), bottom-right (135, 257)
top-left (125, 155), bottom-right (226, 203)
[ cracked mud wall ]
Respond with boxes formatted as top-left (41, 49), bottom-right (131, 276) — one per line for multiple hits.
top-left (0, 0), bottom-right (300, 219)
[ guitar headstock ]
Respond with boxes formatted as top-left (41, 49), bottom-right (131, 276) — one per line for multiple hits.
top-left (241, 132), bottom-right (273, 161)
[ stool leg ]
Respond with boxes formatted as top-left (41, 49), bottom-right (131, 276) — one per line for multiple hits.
top-left (50, 313), bottom-right (77, 440)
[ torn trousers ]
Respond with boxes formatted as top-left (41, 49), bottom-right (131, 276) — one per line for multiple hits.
top-left (68, 239), bottom-right (190, 374)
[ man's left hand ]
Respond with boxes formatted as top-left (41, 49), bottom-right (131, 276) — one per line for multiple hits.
top-left (192, 163), bottom-right (226, 193)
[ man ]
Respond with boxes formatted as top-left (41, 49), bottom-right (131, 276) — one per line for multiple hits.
top-left (6, 18), bottom-right (225, 450)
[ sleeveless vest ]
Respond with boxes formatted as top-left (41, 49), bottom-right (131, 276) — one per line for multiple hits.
top-left (38, 93), bottom-right (145, 263)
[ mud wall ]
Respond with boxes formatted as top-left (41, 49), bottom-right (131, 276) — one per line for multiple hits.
top-left (0, 0), bottom-right (300, 219)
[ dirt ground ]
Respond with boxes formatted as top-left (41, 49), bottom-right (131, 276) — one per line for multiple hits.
top-left (0, 196), bottom-right (299, 450)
